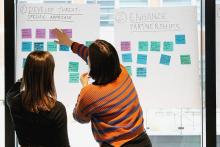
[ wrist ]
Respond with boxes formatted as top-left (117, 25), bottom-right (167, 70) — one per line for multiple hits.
top-left (67, 40), bottom-right (74, 47)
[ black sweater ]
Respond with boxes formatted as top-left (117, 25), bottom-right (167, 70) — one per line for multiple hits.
top-left (6, 82), bottom-right (70, 147)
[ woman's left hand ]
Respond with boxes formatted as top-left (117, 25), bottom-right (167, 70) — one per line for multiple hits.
top-left (80, 73), bottom-right (89, 87)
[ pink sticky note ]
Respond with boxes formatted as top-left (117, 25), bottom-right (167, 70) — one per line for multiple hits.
top-left (36, 29), bottom-right (46, 39)
top-left (121, 41), bottom-right (131, 51)
top-left (22, 29), bottom-right (32, 39)
top-left (49, 29), bottom-right (56, 39)
top-left (62, 29), bottom-right (72, 38)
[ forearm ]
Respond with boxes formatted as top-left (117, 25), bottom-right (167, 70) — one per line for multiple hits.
top-left (71, 42), bottom-right (89, 63)
top-left (73, 107), bottom-right (90, 124)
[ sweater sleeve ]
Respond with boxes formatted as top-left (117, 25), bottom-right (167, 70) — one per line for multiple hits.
top-left (71, 42), bottom-right (89, 63)
top-left (72, 86), bottom-right (92, 124)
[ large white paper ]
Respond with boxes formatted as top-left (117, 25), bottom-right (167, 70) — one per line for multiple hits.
top-left (16, 3), bottom-right (99, 146)
top-left (114, 7), bottom-right (201, 109)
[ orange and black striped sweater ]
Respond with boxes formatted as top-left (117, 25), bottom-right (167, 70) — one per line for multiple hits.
top-left (71, 42), bottom-right (145, 147)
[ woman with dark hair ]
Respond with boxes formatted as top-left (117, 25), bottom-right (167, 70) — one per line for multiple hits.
top-left (53, 29), bottom-right (152, 147)
top-left (6, 51), bottom-right (70, 147)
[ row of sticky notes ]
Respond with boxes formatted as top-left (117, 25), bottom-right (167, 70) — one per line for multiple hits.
top-left (122, 54), bottom-right (147, 64)
top-left (125, 66), bottom-right (147, 77)
top-left (159, 54), bottom-right (191, 65)
top-left (121, 35), bottom-right (186, 51)
top-left (22, 42), bottom-right (69, 52)
top-left (21, 28), bottom-right (72, 39)
top-left (122, 41), bottom-right (174, 52)
top-left (122, 53), bottom-right (191, 65)
top-left (68, 62), bottom-right (79, 83)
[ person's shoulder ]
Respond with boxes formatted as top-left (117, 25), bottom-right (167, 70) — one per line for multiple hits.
top-left (79, 84), bottom-right (94, 96)
top-left (54, 101), bottom-right (66, 111)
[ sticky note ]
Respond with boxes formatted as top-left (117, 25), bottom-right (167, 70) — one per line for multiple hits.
top-left (69, 73), bottom-right (79, 83)
top-left (180, 55), bottom-right (191, 64)
top-left (34, 42), bottom-right (44, 51)
top-left (60, 45), bottom-right (70, 51)
top-left (137, 54), bottom-right (147, 65)
top-left (23, 58), bottom-right (26, 68)
top-left (163, 42), bottom-right (174, 51)
top-left (125, 66), bottom-right (132, 76)
top-left (47, 42), bottom-right (57, 51)
top-left (175, 34), bottom-right (186, 44)
top-left (136, 67), bottom-right (147, 77)
top-left (150, 41), bottom-right (160, 51)
top-left (62, 29), bottom-right (72, 38)
top-left (22, 29), bottom-right (32, 39)
top-left (49, 29), bottom-right (56, 39)
top-left (138, 41), bottom-right (148, 51)
top-left (121, 41), bottom-right (131, 51)
top-left (86, 41), bottom-right (93, 47)
top-left (160, 54), bottom-right (171, 65)
top-left (36, 29), bottom-right (46, 39)
top-left (22, 42), bottom-right (32, 52)
top-left (69, 62), bottom-right (79, 72)
top-left (122, 53), bottom-right (132, 62)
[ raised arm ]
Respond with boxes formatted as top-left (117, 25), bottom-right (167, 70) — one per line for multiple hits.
top-left (71, 42), bottom-right (88, 63)
top-left (52, 28), bottom-right (88, 63)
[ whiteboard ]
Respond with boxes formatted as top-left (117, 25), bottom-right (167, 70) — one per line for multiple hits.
top-left (114, 7), bottom-right (201, 109)
top-left (217, 5), bottom-right (220, 107)
top-left (16, 4), bottom-right (99, 147)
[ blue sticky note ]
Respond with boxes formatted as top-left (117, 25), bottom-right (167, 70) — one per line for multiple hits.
top-left (137, 67), bottom-right (147, 77)
top-left (150, 41), bottom-right (160, 51)
top-left (22, 42), bottom-right (32, 52)
top-left (160, 54), bottom-right (171, 65)
top-left (137, 54), bottom-right (147, 65)
top-left (139, 41), bottom-right (148, 51)
top-left (69, 73), bottom-right (79, 83)
top-left (163, 42), bottom-right (174, 51)
top-left (122, 53), bottom-right (132, 63)
top-left (47, 42), bottom-right (57, 51)
top-left (175, 34), bottom-right (186, 44)
top-left (69, 62), bottom-right (79, 72)
top-left (34, 42), bottom-right (44, 51)
top-left (60, 45), bottom-right (70, 51)
top-left (23, 58), bottom-right (26, 68)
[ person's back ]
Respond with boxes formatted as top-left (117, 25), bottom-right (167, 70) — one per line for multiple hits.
top-left (6, 51), bottom-right (70, 147)
top-left (76, 65), bottom-right (144, 146)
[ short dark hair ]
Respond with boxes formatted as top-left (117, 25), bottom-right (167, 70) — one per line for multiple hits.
top-left (89, 40), bottom-right (122, 85)
top-left (22, 51), bottom-right (56, 113)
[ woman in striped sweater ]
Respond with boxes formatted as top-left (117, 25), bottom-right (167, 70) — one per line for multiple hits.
top-left (53, 29), bottom-right (152, 147)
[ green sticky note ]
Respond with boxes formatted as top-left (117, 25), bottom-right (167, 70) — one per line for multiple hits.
top-left (150, 41), bottom-right (160, 51)
top-left (180, 55), bottom-right (191, 64)
top-left (69, 73), bottom-right (79, 83)
top-left (125, 66), bottom-right (132, 76)
top-left (138, 41), bottom-right (148, 51)
top-left (47, 42), bottom-right (57, 51)
top-left (69, 62), bottom-right (79, 72)
top-left (163, 42), bottom-right (174, 51)
top-left (86, 41), bottom-right (93, 47)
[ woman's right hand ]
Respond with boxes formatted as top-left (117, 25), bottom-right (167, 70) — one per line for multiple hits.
top-left (80, 73), bottom-right (89, 88)
top-left (52, 28), bottom-right (73, 47)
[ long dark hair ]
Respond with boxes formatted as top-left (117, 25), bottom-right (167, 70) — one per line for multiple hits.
top-left (89, 40), bottom-right (122, 85)
top-left (22, 51), bottom-right (56, 113)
